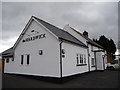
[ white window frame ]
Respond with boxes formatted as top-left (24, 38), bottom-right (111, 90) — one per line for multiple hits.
top-left (91, 45), bottom-right (93, 51)
top-left (76, 53), bottom-right (87, 66)
top-left (91, 58), bottom-right (95, 67)
top-left (21, 54), bottom-right (30, 65)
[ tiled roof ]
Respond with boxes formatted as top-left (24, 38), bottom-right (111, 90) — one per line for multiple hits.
top-left (70, 27), bottom-right (103, 49)
top-left (2, 47), bottom-right (14, 56)
top-left (33, 16), bottom-right (87, 48)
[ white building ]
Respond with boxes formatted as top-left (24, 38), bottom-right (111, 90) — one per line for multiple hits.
top-left (63, 25), bottom-right (107, 71)
top-left (3, 16), bottom-right (106, 78)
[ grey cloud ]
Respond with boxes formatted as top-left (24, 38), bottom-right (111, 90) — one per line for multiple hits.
top-left (2, 2), bottom-right (118, 49)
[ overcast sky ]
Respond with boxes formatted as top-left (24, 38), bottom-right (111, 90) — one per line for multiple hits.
top-left (1, 2), bottom-right (118, 53)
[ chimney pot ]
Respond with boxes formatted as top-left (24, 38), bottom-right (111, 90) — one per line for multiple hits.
top-left (83, 31), bottom-right (88, 37)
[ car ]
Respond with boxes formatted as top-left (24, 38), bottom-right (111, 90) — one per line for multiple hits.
top-left (107, 60), bottom-right (120, 70)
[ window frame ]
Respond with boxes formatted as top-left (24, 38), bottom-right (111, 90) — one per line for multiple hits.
top-left (91, 45), bottom-right (93, 51)
top-left (76, 53), bottom-right (87, 66)
top-left (91, 58), bottom-right (95, 67)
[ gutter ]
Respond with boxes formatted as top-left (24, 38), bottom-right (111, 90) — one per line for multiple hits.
top-left (59, 38), bottom-right (88, 49)
top-left (94, 52), bottom-right (97, 70)
top-left (59, 39), bottom-right (63, 78)
top-left (87, 43), bottom-right (90, 72)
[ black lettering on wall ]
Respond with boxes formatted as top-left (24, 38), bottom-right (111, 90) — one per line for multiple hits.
top-left (22, 34), bottom-right (46, 43)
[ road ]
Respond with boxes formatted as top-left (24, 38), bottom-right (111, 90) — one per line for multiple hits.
top-left (2, 70), bottom-right (119, 88)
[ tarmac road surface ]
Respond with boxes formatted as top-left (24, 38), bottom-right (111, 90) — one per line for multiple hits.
top-left (2, 70), bottom-right (119, 88)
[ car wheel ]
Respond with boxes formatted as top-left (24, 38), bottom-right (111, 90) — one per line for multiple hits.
top-left (110, 66), bottom-right (115, 70)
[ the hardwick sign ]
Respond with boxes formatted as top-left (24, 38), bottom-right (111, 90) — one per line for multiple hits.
top-left (22, 34), bottom-right (46, 43)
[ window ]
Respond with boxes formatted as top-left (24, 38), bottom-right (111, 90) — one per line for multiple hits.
top-left (27, 54), bottom-right (30, 65)
top-left (91, 46), bottom-right (93, 51)
top-left (76, 54), bottom-right (79, 64)
top-left (91, 58), bottom-right (95, 67)
top-left (21, 54), bottom-right (30, 65)
top-left (84, 55), bottom-right (86, 64)
top-left (21, 55), bottom-right (24, 65)
top-left (6, 58), bottom-right (9, 63)
top-left (77, 54), bottom-right (87, 66)
top-left (80, 54), bottom-right (83, 64)
top-left (81, 55), bottom-right (83, 64)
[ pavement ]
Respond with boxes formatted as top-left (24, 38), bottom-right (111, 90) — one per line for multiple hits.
top-left (2, 70), bottom-right (120, 88)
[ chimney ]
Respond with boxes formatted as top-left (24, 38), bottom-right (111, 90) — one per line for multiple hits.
top-left (63, 24), bottom-right (70, 31)
top-left (83, 31), bottom-right (88, 37)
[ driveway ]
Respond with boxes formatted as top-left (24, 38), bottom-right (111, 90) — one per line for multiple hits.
top-left (2, 70), bottom-right (119, 88)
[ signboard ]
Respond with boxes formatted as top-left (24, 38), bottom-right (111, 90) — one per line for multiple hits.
top-left (22, 34), bottom-right (46, 43)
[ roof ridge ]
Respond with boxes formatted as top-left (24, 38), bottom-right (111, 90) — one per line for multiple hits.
top-left (33, 16), bottom-right (87, 48)
top-left (33, 16), bottom-right (63, 31)
top-left (2, 47), bottom-right (14, 55)
top-left (70, 27), bottom-right (103, 49)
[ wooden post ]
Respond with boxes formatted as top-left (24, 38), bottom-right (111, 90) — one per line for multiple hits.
top-left (0, 60), bottom-right (2, 71)
top-left (107, 54), bottom-right (112, 63)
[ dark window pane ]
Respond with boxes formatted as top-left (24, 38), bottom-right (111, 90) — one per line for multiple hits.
top-left (27, 55), bottom-right (30, 65)
top-left (21, 55), bottom-right (24, 65)
top-left (84, 55), bottom-right (86, 64)
top-left (6, 58), bottom-right (9, 63)
top-left (77, 56), bottom-right (79, 64)
top-left (91, 58), bottom-right (95, 66)
top-left (80, 60), bottom-right (82, 63)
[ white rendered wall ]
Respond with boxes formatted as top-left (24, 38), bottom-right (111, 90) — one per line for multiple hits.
top-left (96, 52), bottom-right (104, 70)
top-left (88, 44), bottom-right (96, 71)
top-left (4, 20), bottom-right (61, 77)
top-left (63, 25), bottom-right (98, 71)
top-left (4, 58), bottom-right (13, 71)
top-left (62, 41), bottom-right (88, 77)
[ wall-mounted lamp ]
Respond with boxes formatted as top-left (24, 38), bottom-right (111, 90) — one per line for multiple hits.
top-left (39, 50), bottom-right (43, 55)
top-left (31, 30), bottom-right (39, 33)
top-left (102, 55), bottom-right (105, 58)
top-left (88, 53), bottom-right (90, 56)
top-left (62, 55), bottom-right (65, 58)
top-left (21, 30), bottom-right (39, 36)
top-left (62, 49), bottom-right (65, 54)
top-left (62, 49), bottom-right (65, 58)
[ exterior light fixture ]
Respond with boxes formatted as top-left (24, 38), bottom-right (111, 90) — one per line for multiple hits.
top-left (62, 49), bottom-right (65, 54)
top-left (21, 30), bottom-right (39, 37)
top-left (31, 30), bottom-right (35, 32)
top-left (62, 49), bottom-right (65, 58)
top-left (39, 50), bottom-right (43, 55)
top-left (31, 30), bottom-right (39, 33)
